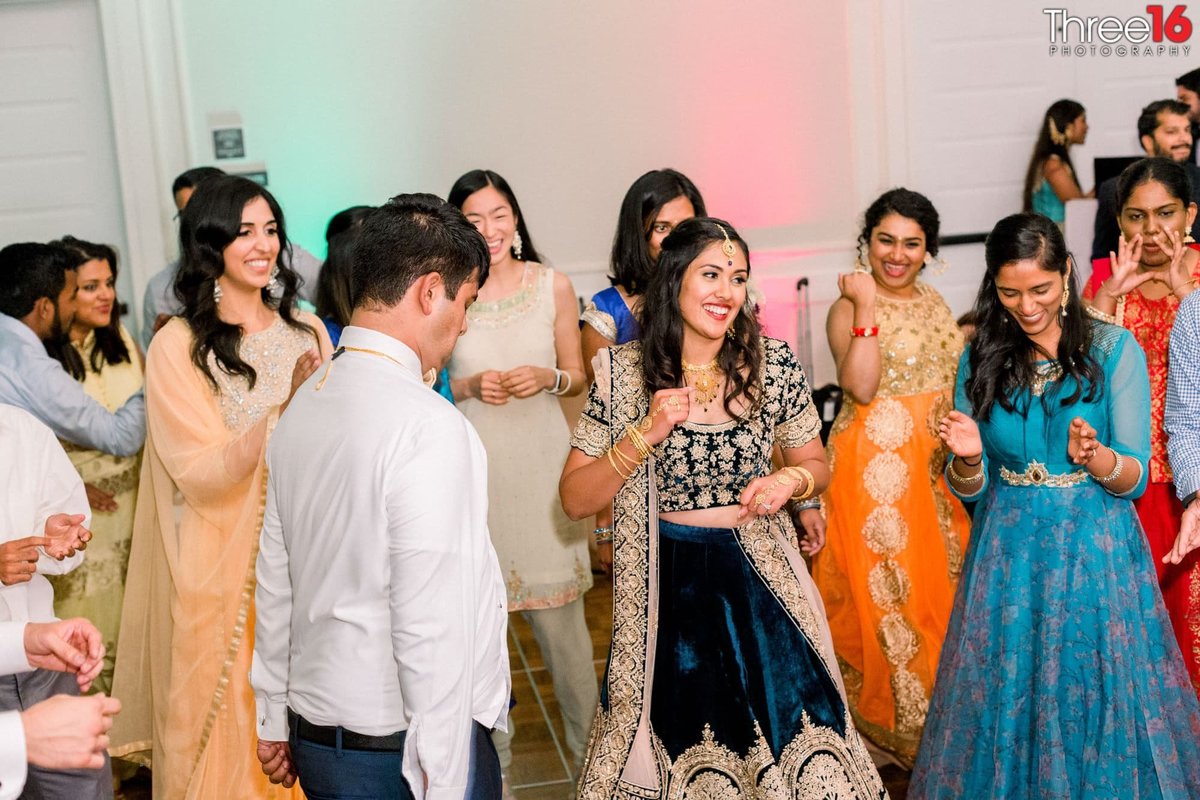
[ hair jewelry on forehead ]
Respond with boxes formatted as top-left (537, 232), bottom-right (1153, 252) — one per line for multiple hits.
top-left (717, 225), bottom-right (736, 266)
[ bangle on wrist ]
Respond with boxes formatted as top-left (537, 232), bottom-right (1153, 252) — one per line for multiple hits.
top-left (1174, 277), bottom-right (1198, 297)
top-left (793, 498), bottom-right (822, 512)
top-left (959, 453), bottom-right (982, 467)
top-left (1095, 448), bottom-right (1124, 485)
top-left (593, 526), bottom-right (614, 544)
top-left (546, 368), bottom-right (571, 396)
top-left (850, 326), bottom-right (879, 338)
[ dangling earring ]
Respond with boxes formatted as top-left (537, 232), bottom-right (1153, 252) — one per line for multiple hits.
top-left (213, 281), bottom-right (222, 304)
top-left (266, 265), bottom-right (280, 293)
top-left (1060, 279), bottom-right (1069, 317)
top-left (725, 327), bottom-right (734, 339)
top-left (512, 230), bottom-right (524, 260)
top-left (854, 242), bottom-right (870, 273)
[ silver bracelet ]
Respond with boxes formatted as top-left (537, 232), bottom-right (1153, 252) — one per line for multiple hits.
top-left (793, 499), bottom-right (822, 511)
top-left (1096, 448), bottom-right (1123, 484)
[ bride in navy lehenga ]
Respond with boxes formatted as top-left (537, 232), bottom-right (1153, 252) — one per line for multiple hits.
top-left (560, 217), bottom-right (885, 799)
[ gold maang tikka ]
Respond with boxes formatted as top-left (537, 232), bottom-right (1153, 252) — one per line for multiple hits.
top-left (717, 225), bottom-right (736, 266)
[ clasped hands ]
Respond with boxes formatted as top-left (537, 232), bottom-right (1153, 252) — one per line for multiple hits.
top-left (478, 365), bottom-right (556, 404)
top-left (1, 513), bottom-right (91, 586)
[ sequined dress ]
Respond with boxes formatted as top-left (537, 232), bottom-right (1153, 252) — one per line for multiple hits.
top-left (910, 324), bottom-right (1200, 798)
top-left (111, 314), bottom-right (326, 798)
top-left (812, 282), bottom-right (971, 767)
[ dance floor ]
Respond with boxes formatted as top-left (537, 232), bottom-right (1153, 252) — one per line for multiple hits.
top-left (120, 570), bottom-right (910, 799)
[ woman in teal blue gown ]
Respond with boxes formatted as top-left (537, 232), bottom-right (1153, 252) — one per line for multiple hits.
top-left (910, 213), bottom-right (1200, 798)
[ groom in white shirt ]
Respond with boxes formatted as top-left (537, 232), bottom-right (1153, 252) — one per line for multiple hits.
top-left (251, 193), bottom-right (509, 799)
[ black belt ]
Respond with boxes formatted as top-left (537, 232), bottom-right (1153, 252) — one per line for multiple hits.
top-left (288, 708), bottom-right (405, 753)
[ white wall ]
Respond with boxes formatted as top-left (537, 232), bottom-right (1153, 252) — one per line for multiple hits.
top-left (6, 1), bottom-right (1194, 385)
top-left (0, 0), bottom-right (131, 308)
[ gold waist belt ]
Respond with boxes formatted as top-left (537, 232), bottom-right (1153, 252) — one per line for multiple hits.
top-left (998, 460), bottom-right (1089, 488)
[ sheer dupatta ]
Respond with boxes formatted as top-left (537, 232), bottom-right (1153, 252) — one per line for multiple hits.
top-left (110, 318), bottom-right (320, 798)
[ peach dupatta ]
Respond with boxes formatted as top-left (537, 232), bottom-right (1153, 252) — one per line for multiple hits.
top-left (111, 316), bottom-right (326, 799)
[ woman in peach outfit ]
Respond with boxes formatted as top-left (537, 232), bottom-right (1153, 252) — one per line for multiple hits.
top-left (111, 175), bottom-right (329, 798)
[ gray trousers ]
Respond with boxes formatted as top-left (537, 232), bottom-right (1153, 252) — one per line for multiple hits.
top-left (0, 668), bottom-right (112, 800)
top-left (494, 597), bottom-right (598, 775)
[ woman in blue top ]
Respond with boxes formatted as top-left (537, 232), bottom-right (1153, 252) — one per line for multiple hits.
top-left (580, 169), bottom-right (706, 377)
top-left (910, 213), bottom-right (1200, 797)
top-left (1022, 99), bottom-right (1092, 227)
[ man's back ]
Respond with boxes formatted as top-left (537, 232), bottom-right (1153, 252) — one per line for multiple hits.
top-left (252, 325), bottom-right (509, 794)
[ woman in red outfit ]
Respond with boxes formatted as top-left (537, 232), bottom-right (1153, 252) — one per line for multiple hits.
top-left (1085, 156), bottom-right (1200, 692)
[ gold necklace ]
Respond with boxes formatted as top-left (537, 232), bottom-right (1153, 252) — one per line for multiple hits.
top-left (682, 358), bottom-right (723, 409)
top-left (316, 345), bottom-right (423, 390)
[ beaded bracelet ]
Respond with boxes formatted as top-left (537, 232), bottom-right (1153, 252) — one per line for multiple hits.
top-left (850, 326), bottom-right (880, 338)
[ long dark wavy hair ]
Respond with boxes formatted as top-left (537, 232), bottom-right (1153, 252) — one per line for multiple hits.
top-left (447, 169), bottom-right (542, 270)
top-left (45, 236), bottom-right (131, 380)
top-left (610, 169), bottom-right (707, 296)
top-left (174, 175), bottom-right (313, 390)
top-left (966, 212), bottom-right (1102, 420)
top-left (640, 217), bottom-right (762, 418)
top-left (1022, 99), bottom-right (1085, 212)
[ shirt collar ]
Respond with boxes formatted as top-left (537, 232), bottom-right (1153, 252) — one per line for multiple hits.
top-left (0, 314), bottom-right (43, 350)
top-left (337, 326), bottom-right (423, 379)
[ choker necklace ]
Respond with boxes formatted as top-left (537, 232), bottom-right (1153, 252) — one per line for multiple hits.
top-left (682, 358), bottom-right (723, 409)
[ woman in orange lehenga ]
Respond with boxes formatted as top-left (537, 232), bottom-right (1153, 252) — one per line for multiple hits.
top-left (804, 189), bottom-right (971, 768)
top-left (1083, 156), bottom-right (1200, 694)
top-left (110, 175), bottom-right (329, 798)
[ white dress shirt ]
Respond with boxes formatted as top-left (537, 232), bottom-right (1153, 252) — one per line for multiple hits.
top-left (0, 406), bottom-right (89, 800)
top-left (251, 326), bottom-right (510, 800)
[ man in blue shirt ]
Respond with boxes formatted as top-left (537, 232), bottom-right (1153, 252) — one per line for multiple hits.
top-left (0, 242), bottom-right (144, 456)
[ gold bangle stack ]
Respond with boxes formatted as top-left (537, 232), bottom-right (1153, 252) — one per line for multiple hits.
top-left (606, 448), bottom-right (633, 479)
top-left (624, 424), bottom-right (654, 460)
top-left (780, 465), bottom-right (816, 501)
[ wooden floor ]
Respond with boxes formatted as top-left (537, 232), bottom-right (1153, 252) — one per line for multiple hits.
top-left (123, 570), bottom-right (910, 799)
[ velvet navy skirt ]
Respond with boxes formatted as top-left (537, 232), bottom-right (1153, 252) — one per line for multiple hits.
top-left (649, 519), bottom-right (847, 760)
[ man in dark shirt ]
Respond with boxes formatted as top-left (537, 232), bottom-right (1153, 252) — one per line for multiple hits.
top-left (1091, 99), bottom-right (1200, 262)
